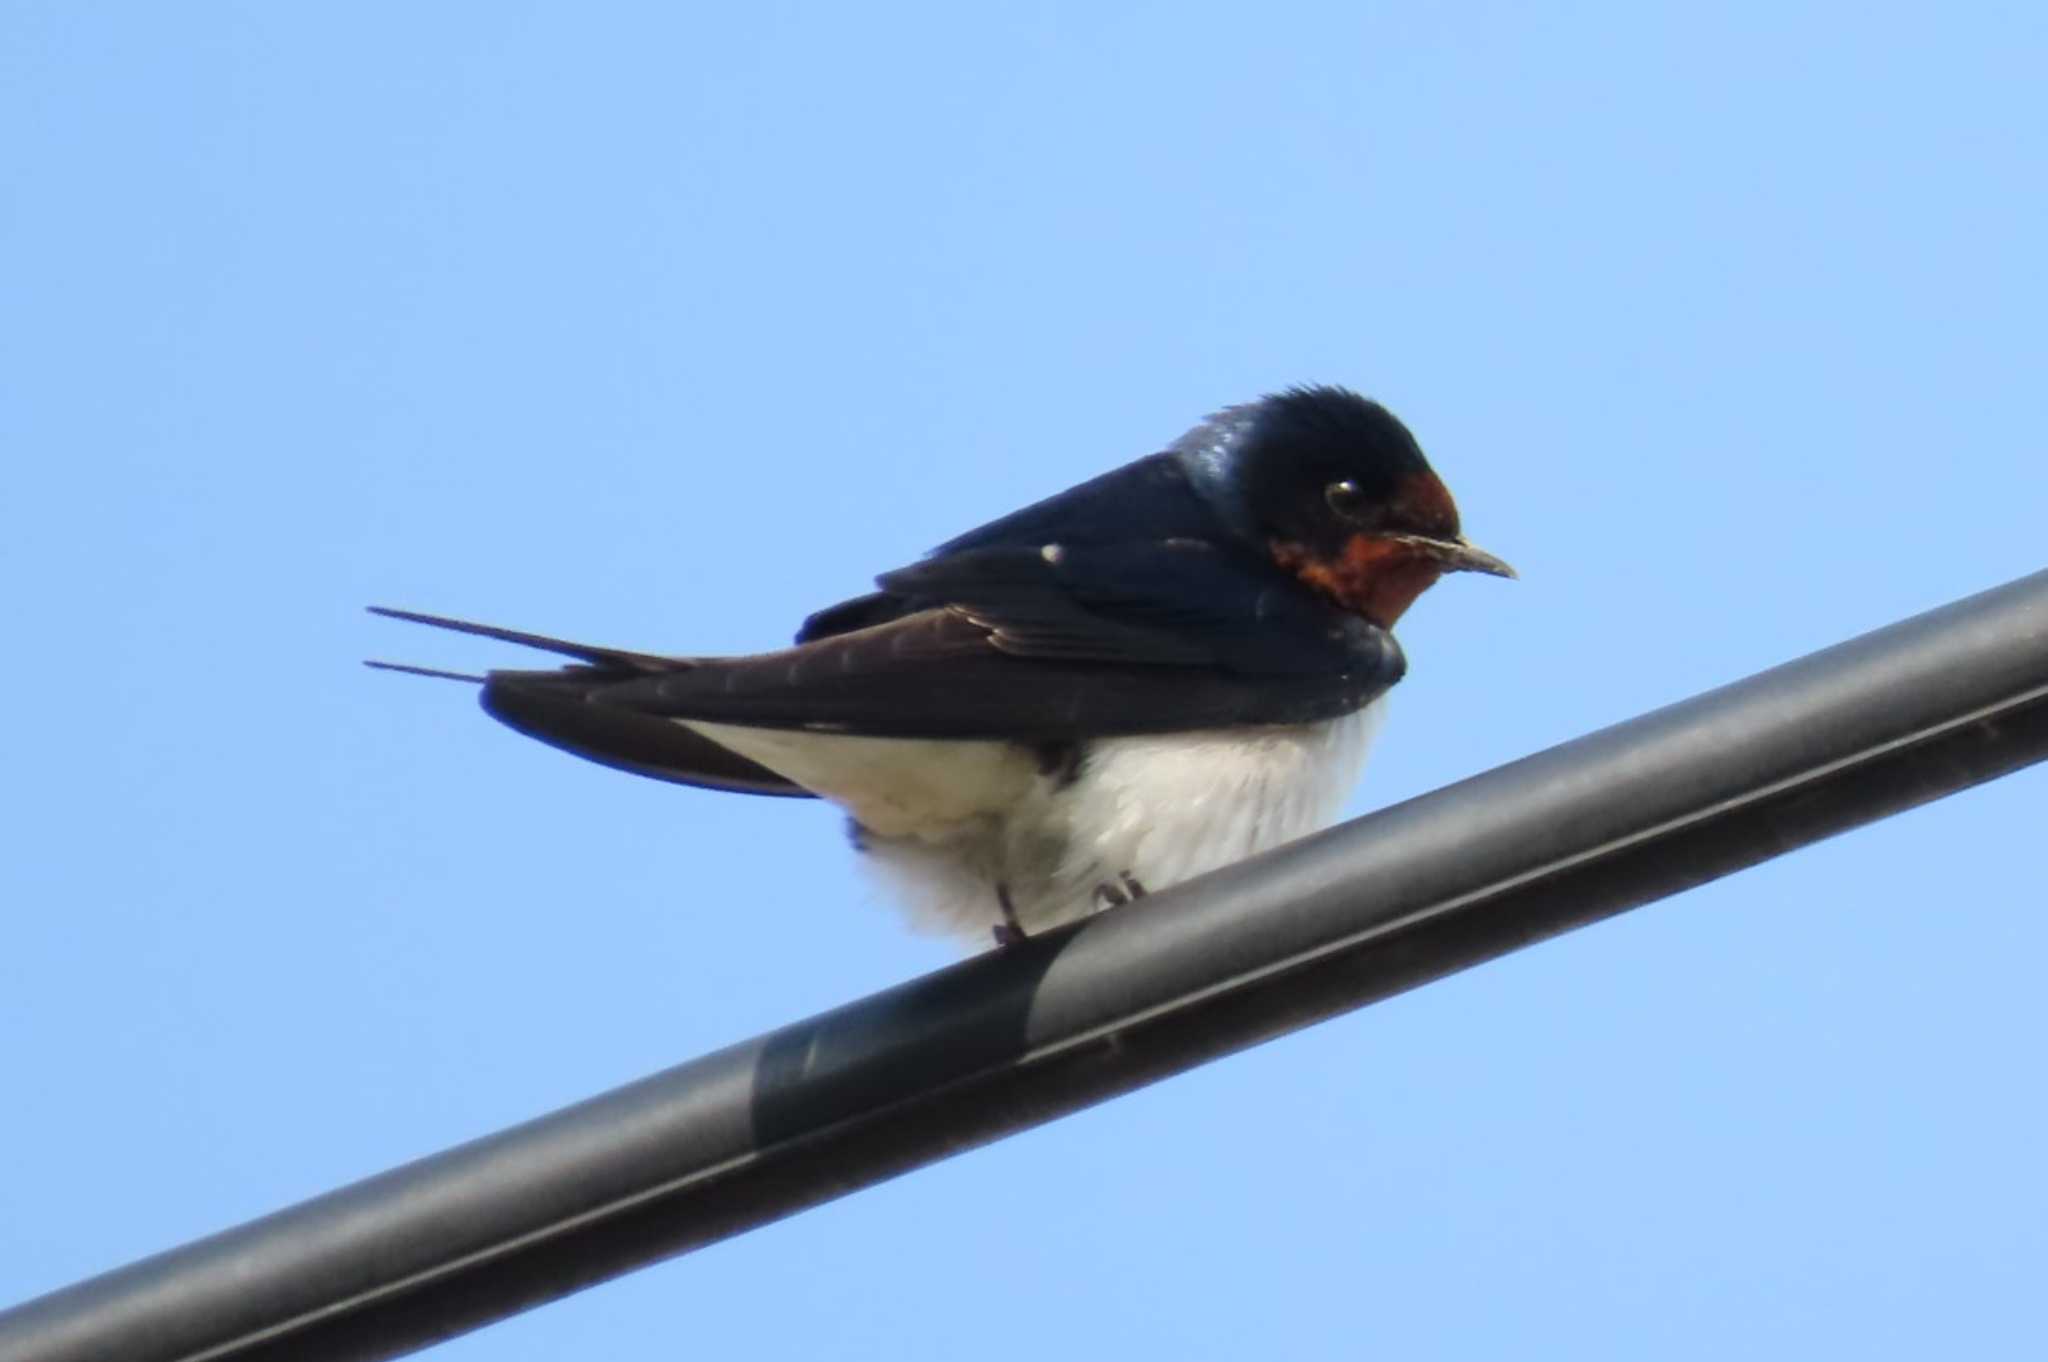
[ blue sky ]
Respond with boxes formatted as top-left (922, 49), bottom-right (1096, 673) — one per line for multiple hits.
top-left (4, 4), bottom-right (2044, 1358)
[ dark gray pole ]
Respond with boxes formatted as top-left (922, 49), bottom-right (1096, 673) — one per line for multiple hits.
top-left (7, 570), bottom-right (2048, 1362)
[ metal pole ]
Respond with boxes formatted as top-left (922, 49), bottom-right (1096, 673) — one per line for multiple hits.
top-left (7, 569), bottom-right (2048, 1362)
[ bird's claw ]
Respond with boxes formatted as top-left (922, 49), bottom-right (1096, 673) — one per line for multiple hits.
top-left (1093, 872), bottom-right (1148, 912)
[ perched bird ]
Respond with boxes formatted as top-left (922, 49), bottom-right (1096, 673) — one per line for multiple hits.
top-left (370, 386), bottom-right (1512, 947)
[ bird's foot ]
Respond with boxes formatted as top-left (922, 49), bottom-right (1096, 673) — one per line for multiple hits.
top-left (1093, 872), bottom-right (1149, 912)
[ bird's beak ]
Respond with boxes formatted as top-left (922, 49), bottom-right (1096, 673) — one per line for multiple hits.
top-left (1398, 534), bottom-right (1517, 579)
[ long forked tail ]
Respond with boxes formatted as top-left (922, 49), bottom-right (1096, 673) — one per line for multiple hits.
top-left (366, 605), bottom-right (680, 674)
top-left (364, 605), bottom-right (812, 798)
top-left (363, 659), bottom-right (488, 683)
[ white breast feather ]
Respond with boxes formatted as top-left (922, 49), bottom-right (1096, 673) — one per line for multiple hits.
top-left (680, 702), bottom-right (1385, 945)
top-left (1055, 700), bottom-right (1384, 903)
top-left (842, 701), bottom-right (1387, 942)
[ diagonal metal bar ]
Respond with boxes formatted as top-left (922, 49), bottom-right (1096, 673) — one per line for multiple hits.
top-left (6, 569), bottom-right (2048, 1362)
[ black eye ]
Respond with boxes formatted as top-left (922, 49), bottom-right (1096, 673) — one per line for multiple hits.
top-left (1325, 479), bottom-right (1369, 520)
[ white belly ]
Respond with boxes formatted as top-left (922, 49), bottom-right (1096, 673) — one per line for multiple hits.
top-left (1051, 701), bottom-right (1385, 909)
top-left (710, 701), bottom-right (1387, 944)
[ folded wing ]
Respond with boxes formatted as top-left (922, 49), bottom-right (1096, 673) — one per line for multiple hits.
top-left (370, 535), bottom-right (1404, 790)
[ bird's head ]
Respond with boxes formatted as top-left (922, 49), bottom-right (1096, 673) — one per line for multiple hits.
top-left (1184, 386), bottom-right (1514, 629)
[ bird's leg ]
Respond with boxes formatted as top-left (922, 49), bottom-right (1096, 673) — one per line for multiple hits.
top-left (1119, 872), bottom-right (1148, 900)
top-left (992, 882), bottom-right (1027, 948)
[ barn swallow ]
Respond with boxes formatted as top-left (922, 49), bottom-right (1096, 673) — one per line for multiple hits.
top-left (370, 386), bottom-right (1513, 947)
